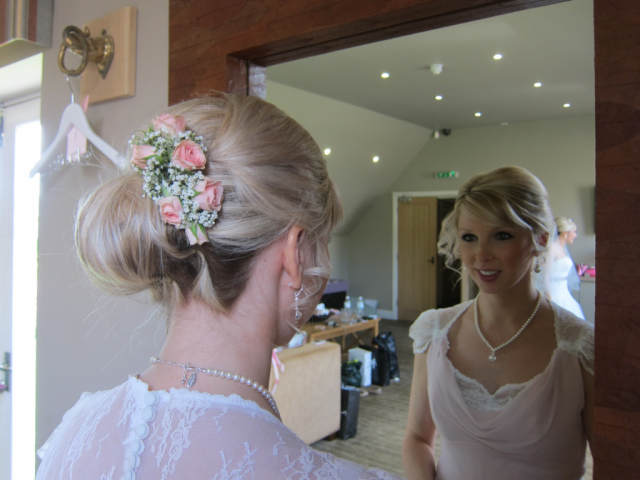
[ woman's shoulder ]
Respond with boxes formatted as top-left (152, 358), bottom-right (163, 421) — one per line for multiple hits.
top-left (552, 303), bottom-right (594, 375)
top-left (409, 300), bottom-right (474, 354)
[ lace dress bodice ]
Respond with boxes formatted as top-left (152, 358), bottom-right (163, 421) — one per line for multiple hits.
top-left (36, 376), bottom-right (401, 480)
top-left (410, 300), bottom-right (594, 411)
top-left (409, 301), bottom-right (594, 479)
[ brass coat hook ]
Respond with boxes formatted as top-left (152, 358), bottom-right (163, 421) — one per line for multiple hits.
top-left (58, 25), bottom-right (114, 79)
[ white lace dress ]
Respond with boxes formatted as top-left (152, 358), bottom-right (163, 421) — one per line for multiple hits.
top-left (410, 300), bottom-right (594, 479)
top-left (36, 376), bottom-right (401, 480)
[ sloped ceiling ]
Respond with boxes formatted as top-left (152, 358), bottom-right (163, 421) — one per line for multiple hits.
top-left (266, 81), bottom-right (431, 234)
top-left (266, 0), bottom-right (594, 235)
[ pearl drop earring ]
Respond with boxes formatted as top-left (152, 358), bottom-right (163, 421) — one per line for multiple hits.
top-left (534, 258), bottom-right (542, 273)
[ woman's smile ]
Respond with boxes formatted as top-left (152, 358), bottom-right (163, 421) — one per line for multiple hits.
top-left (458, 212), bottom-right (537, 293)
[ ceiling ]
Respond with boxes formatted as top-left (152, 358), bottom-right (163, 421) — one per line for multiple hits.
top-left (267, 0), bottom-right (594, 131)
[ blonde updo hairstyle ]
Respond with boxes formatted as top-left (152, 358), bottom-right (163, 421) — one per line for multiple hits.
top-left (438, 166), bottom-right (554, 270)
top-left (75, 94), bottom-right (343, 315)
top-left (555, 216), bottom-right (577, 234)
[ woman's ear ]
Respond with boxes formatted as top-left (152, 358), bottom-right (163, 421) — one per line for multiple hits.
top-left (537, 232), bottom-right (550, 249)
top-left (283, 226), bottom-right (305, 288)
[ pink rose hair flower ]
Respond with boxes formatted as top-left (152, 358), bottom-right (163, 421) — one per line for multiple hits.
top-left (157, 196), bottom-right (183, 226)
top-left (152, 114), bottom-right (187, 136)
top-left (130, 145), bottom-right (156, 169)
top-left (186, 225), bottom-right (209, 245)
top-left (130, 114), bottom-right (219, 246)
top-left (193, 178), bottom-right (224, 212)
top-left (172, 139), bottom-right (207, 170)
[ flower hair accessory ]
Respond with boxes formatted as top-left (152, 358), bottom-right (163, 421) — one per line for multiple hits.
top-left (129, 114), bottom-right (223, 245)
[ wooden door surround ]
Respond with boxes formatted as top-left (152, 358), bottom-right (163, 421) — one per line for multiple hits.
top-left (169, 0), bottom-right (640, 477)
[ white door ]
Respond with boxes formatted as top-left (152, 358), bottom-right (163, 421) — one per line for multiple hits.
top-left (1, 96), bottom-right (41, 480)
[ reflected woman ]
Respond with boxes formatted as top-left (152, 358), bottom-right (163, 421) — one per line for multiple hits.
top-left (402, 167), bottom-right (594, 479)
top-left (538, 216), bottom-right (585, 320)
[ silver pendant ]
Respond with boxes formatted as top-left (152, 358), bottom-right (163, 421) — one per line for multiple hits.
top-left (489, 352), bottom-right (497, 362)
top-left (187, 373), bottom-right (197, 388)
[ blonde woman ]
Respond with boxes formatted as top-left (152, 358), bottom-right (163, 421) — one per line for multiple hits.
top-left (402, 167), bottom-right (594, 480)
top-left (36, 94), bottom-right (400, 480)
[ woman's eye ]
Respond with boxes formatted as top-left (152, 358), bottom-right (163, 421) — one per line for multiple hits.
top-left (496, 232), bottom-right (513, 240)
top-left (460, 234), bottom-right (476, 242)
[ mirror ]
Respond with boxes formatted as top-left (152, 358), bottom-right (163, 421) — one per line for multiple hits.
top-left (265, 0), bottom-right (595, 477)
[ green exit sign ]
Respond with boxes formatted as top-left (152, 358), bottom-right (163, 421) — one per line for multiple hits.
top-left (435, 171), bottom-right (459, 178)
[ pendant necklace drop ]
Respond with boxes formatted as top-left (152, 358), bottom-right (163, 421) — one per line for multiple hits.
top-left (150, 357), bottom-right (280, 416)
top-left (474, 291), bottom-right (543, 362)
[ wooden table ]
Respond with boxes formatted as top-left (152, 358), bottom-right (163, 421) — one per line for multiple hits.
top-left (302, 317), bottom-right (380, 350)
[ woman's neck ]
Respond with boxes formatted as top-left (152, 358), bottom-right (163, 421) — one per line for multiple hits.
top-left (477, 282), bottom-right (540, 329)
top-left (140, 295), bottom-right (281, 415)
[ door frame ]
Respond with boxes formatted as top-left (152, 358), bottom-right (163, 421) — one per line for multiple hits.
top-left (390, 190), bottom-right (457, 320)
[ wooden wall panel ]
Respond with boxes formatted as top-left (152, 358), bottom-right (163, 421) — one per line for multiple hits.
top-left (594, 0), bottom-right (640, 477)
top-left (169, 0), bottom-right (566, 103)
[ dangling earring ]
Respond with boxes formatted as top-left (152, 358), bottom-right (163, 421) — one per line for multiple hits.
top-left (294, 285), bottom-right (303, 320)
top-left (534, 258), bottom-right (542, 273)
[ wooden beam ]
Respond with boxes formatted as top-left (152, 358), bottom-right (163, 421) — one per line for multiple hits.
top-left (169, 0), bottom-right (568, 102)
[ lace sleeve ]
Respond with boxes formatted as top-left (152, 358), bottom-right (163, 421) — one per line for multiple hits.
top-left (554, 305), bottom-right (595, 375)
top-left (577, 325), bottom-right (594, 375)
top-left (409, 301), bottom-right (472, 354)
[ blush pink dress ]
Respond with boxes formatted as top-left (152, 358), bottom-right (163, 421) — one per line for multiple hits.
top-left (410, 300), bottom-right (594, 480)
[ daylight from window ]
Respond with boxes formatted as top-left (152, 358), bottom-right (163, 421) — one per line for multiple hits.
top-left (12, 120), bottom-right (40, 480)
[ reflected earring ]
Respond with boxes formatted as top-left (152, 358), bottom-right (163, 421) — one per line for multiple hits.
top-left (534, 258), bottom-right (542, 273)
top-left (294, 285), bottom-right (303, 320)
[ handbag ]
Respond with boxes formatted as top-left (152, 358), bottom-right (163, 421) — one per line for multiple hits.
top-left (341, 360), bottom-right (362, 388)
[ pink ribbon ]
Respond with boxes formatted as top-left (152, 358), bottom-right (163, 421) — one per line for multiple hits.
top-left (271, 349), bottom-right (285, 394)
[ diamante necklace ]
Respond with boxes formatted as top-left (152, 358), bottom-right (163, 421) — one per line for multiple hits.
top-left (150, 356), bottom-right (279, 415)
top-left (474, 291), bottom-right (543, 362)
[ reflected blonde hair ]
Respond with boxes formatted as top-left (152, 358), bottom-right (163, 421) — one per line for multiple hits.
top-left (555, 216), bottom-right (577, 233)
top-left (75, 93), bottom-right (343, 314)
top-left (438, 166), bottom-right (554, 269)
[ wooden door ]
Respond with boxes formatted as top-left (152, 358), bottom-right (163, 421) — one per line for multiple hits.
top-left (398, 197), bottom-right (437, 321)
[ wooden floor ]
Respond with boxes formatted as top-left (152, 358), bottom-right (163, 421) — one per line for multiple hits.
top-left (312, 319), bottom-right (593, 479)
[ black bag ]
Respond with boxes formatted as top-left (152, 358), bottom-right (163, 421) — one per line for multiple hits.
top-left (339, 387), bottom-right (360, 439)
top-left (377, 331), bottom-right (400, 381)
top-left (341, 360), bottom-right (362, 388)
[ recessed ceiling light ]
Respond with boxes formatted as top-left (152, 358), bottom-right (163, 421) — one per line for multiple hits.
top-left (435, 95), bottom-right (443, 100)
top-left (381, 72), bottom-right (390, 78)
top-left (493, 54), bottom-right (503, 60)
top-left (373, 156), bottom-right (380, 163)
top-left (500, 122), bottom-right (509, 126)
top-left (475, 112), bottom-right (482, 117)
top-left (534, 82), bottom-right (543, 88)
top-left (563, 103), bottom-right (571, 108)
top-left (324, 148), bottom-right (331, 155)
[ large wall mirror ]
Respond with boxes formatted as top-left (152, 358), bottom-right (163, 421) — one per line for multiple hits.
top-left (264, 0), bottom-right (595, 476)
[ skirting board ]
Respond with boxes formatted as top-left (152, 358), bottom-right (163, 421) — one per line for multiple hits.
top-left (378, 309), bottom-right (396, 320)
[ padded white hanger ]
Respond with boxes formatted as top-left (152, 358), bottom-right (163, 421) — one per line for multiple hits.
top-left (30, 80), bottom-right (127, 177)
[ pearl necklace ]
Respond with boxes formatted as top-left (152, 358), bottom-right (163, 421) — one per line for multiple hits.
top-left (150, 356), bottom-right (279, 416)
top-left (474, 292), bottom-right (543, 362)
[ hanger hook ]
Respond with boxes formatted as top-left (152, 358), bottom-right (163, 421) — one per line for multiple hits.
top-left (66, 76), bottom-right (75, 104)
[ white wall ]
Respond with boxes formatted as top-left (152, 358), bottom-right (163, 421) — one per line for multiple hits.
top-left (348, 116), bottom-right (596, 314)
top-left (328, 234), bottom-right (349, 281)
top-left (36, 0), bottom-right (169, 450)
